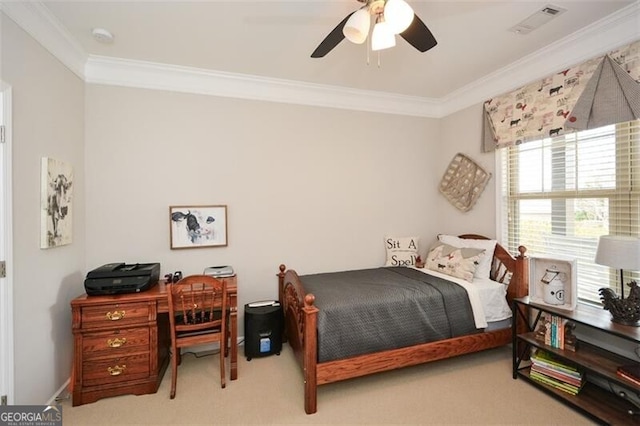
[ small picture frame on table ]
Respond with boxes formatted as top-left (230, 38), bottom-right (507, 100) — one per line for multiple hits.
top-left (169, 205), bottom-right (227, 249)
top-left (529, 255), bottom-right (577, 311)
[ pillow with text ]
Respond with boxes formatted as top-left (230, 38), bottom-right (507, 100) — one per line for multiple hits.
top-left (385, 236), bottom-right (419, 267)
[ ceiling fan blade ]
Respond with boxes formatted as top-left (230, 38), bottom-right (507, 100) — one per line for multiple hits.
top-left (311, 11), bottom-right (355, 58)
top-left (400, 14), bottom-right (437, 53)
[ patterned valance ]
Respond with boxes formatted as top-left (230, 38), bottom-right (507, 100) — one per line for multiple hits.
top-left (483, 39), bottom-right (640, 151)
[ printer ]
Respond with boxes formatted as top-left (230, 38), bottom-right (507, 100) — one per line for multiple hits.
top-left (84, 262), bottom-right (160, 296)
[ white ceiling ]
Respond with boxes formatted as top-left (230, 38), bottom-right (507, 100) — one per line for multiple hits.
top-left (34, 0), bottom-right (636, 100)
top-left (2, 0), bottom-right (637, 117)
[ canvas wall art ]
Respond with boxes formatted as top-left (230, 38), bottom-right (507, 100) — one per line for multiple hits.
top-left (41, 157), bottom-right (73, 248)
top-left (170, 205), bottom-right (228, 249)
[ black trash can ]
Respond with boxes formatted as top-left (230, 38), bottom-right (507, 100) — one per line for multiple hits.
top-left (244, 301), bottom-right (284, 360)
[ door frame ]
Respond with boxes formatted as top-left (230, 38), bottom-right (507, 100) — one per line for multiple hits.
top-left (0, 81), bottom-right (15, 405)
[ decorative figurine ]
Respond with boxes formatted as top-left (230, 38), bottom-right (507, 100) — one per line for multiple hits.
top-left (598, 281), bottom-right (640, 326)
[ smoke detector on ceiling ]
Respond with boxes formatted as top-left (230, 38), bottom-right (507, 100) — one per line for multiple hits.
top-left (509, 4), bottom-right (567, 35)
top-left (92, 28), bottom-right (114, 44)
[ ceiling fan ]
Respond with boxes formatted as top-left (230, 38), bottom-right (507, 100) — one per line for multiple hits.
top-left (311, 0), bottom-right (437, 58)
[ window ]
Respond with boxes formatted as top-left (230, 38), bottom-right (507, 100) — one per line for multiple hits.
top-left (498, 119), bottom-right (640, 305)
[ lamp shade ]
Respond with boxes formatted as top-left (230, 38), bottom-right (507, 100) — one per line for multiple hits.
top-left (595, 235), bottom-right (640, 270)
top-left (384, 0), bottom-right (414, 34)
top-left (371, 20), bottom-right (396, 51)
top-left (343, 8), bottom-right (371, 44)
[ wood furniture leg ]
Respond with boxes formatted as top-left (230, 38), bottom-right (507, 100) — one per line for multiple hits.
top-left (303, 295), bottom-right (319, 414)
top-left (229, 291), bottom-right (238, 380)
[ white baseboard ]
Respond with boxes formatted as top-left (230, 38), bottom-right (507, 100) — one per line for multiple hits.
top-left (48, 378), bottom-right (70, 406)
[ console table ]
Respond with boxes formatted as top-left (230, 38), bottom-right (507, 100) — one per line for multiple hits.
top-left (512, 296), bottom-right (639, 424)
top-left (70, 276), bottom-right (238, 406)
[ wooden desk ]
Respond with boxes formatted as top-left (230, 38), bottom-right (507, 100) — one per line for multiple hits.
top-left (71, 275), bottom-right (237, 406)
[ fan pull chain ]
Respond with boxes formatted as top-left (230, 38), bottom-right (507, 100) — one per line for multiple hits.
top-left (364, 37), bottom-right (383, 68)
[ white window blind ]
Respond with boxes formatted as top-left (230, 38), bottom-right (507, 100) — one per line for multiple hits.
top-left (499, 119), bottom-right (640, 305)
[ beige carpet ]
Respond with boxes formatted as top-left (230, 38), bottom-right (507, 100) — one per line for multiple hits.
top-left (60, 345), bottom-right (594, 425)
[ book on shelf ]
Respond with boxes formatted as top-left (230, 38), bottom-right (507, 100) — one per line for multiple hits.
top-left (529, 350), bottom-right (584, 395)
top-left (531, 363), bottom-right (583, 387)
top-left (531, 350), bottom-right (582, 377)
top-left (533, 312), bottom-right (577, 351)
top-left (617, 365), bottom-right (640, 387)
top-left (529, 370), bottom-right (583, 395)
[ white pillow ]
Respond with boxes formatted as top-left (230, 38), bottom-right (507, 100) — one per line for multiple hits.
top-left (437, 235), bottom-right (497, 279)
top-left (385, 236), bottom-right (419, 267)
top-left (425, 243), bottom-right (485, 283)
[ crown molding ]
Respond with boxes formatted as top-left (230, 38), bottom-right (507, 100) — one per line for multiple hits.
top-left (4, 1), bottom-right (639, 118)
top-left (84, 55), bottom-right (442, 117)
top-left (0, 1), bottom-right (87, 79)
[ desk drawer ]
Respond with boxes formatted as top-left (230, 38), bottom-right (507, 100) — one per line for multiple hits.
top-left (82, 327), bottom-right (149, 359)
top-left (82, 353), bottom-right (150, 387)
top-left (81, 302), bottom-right (151, 329)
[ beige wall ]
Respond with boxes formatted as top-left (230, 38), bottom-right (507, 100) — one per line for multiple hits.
top-left (1, 14), bottom-right (86, 404)
top-left (84, 84), bottom-right (442, 323)
top-left (435, 104), bottom-right (497, 239)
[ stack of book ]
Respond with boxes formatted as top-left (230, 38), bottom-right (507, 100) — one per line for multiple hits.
top-left (534, 312), bottom-right (577, 351)
top-left (530, 350), bottom-right (584, 395)
top-left (617, 364), bottom-right (640, 387)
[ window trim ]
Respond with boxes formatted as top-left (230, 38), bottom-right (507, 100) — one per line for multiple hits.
top-left (496, 120), bottom-right (640, 306)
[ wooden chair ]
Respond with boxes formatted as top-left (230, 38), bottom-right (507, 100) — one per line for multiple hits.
top-left (167, 275), bottom-right (228, 398)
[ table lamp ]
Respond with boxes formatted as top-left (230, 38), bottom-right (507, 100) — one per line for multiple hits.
top-left (594, 235), bottom-right (640, 326)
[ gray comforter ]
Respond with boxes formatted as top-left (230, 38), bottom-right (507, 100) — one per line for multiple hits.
top-left (300, 267), bottom-right (479, 362)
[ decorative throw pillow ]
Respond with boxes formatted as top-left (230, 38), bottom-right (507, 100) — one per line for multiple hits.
top-left (425, 243), bottom-right (485, 282)
top-left (438, 234), bottom-right (497, 279)
top-left (384, 236), bottom-right (419, 267)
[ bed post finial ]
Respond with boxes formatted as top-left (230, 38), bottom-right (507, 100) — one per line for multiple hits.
top-left (304, 294), bottom-right (315, 307)
top-left (278, 265), bottom-right (286, 311)
top-left (518, 246), bottom-right (527, 258)
top-left (513, 245), bottom-right (529, 300)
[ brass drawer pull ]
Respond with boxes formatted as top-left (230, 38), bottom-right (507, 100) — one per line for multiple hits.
top-left (105, 310), bottom-right (126, 321)
top-left (107, 365), bottom-right (127, 376)
top-left (107, 337), bottom-right (127, 348)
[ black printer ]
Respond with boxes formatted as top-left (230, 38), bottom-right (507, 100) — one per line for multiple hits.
top-left (84, 263), bottom-right (160, 296)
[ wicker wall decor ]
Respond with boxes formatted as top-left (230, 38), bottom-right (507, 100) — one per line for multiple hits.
top-left (439, 153), bottom-right (492, 212)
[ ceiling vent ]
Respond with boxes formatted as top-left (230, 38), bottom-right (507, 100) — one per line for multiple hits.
top-left (508, 4), bottom-right (567, 35)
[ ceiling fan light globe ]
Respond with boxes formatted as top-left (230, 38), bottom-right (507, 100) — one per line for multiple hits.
top-left (343, 9), bottom-right (371, 44)
top-left (371, 21), bottom-right (396, 51)
top-left (384, 0), bottom-right (414, 34)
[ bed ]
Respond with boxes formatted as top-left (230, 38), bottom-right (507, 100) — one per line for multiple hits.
top-left (277, 234), bottom-right (529, 414)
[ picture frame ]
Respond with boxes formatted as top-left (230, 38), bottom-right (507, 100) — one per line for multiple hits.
top-left (529, 255), bottom-right (577, 311)
top-left (169, 205), bottom-right (227, 249)
top-left (40, 157), bottom-right (73, 249)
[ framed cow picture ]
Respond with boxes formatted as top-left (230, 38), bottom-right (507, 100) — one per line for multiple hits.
top-left (40, 157), bottom-right (73, 249)
top-left (169, 205), bottom-right (228, 249)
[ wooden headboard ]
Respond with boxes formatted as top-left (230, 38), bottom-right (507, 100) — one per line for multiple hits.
top-left (459, 234), bottom-right (529, 303)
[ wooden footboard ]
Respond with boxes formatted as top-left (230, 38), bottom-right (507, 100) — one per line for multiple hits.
top-left (277, 239), bottom-right (529, 414)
